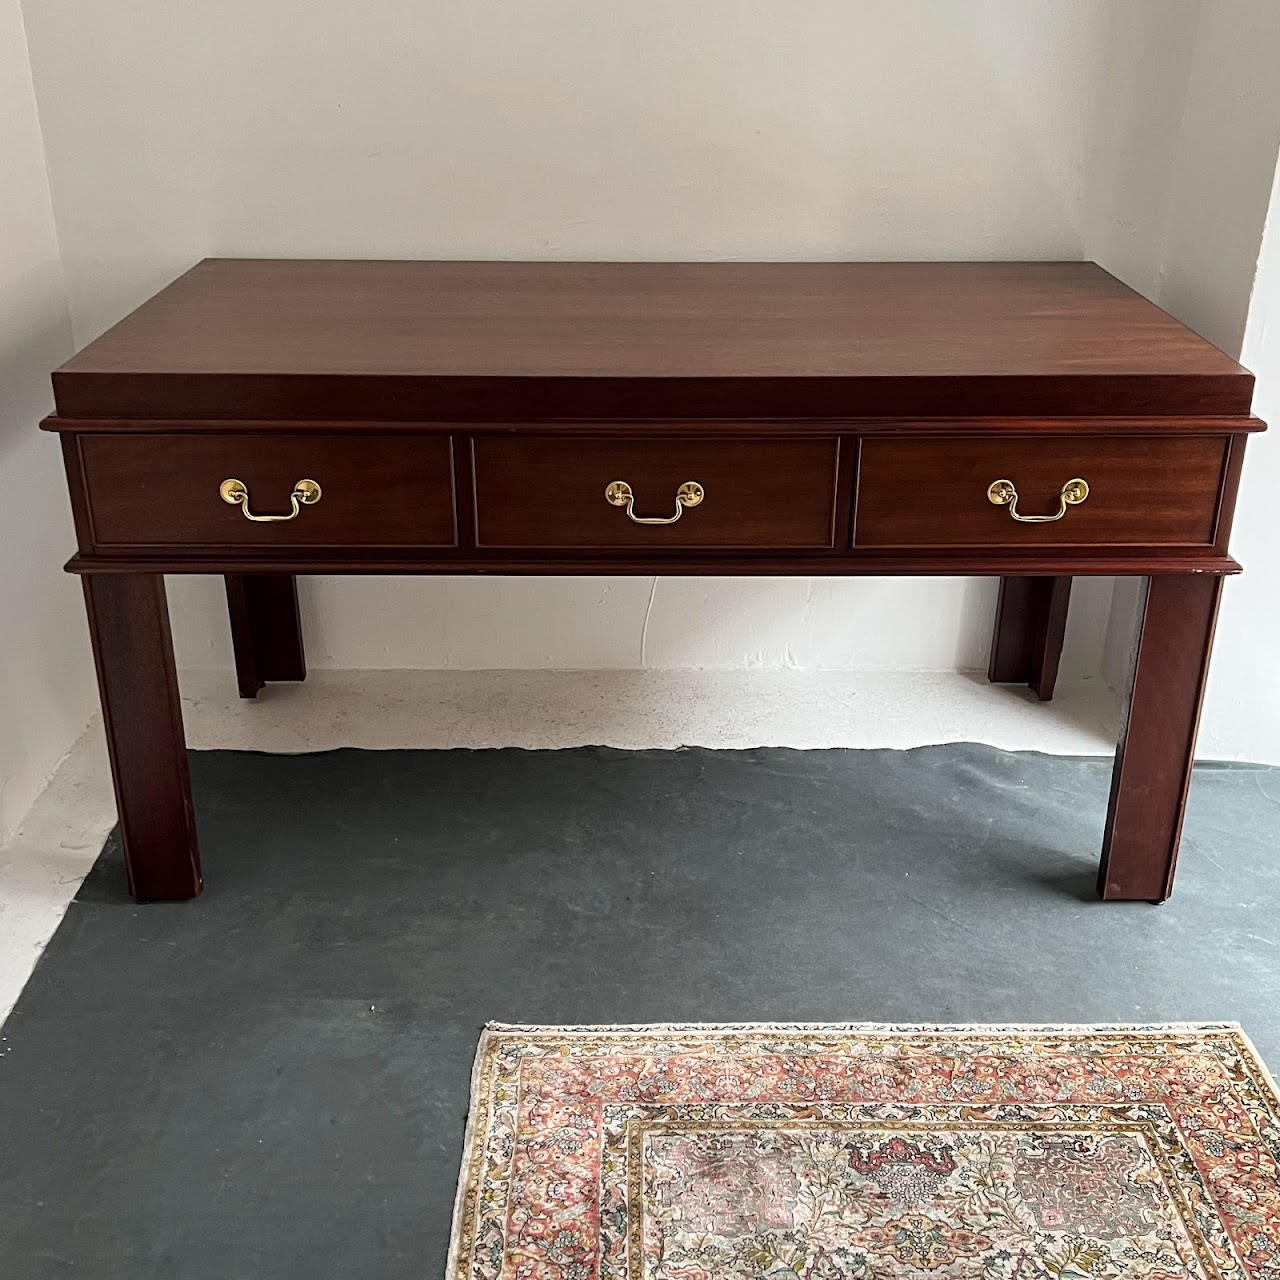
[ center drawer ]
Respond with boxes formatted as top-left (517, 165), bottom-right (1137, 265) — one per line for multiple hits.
top-left (78, 433), bottom-right (457, 549)
top-left (471, 436), bottom-right (841, 549)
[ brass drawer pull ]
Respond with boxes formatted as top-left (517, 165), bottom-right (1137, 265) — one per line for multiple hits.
top-left (605, 479), bottom-right (704, 525)
top-left (987, 477), bottom-right (1089, 523)
top-left (219, 477), bottom-right (322, 522)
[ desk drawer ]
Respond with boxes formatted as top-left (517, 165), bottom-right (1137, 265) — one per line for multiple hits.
top-left (79, 433), bottom-right (457, 549)
top-left (472, 436), bottom-right (840, 549)
top-left (855, 436), bottom-right (1228, 547)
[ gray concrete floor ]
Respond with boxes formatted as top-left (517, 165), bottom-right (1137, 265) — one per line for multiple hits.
top-left (0, 744), bottom-right (1277, 1278)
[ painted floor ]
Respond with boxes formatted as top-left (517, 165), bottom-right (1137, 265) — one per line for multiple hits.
top-left (0, 668), bottom-right (1120, 1022)
top-left (0, 743), bottom-right (1277, 1278)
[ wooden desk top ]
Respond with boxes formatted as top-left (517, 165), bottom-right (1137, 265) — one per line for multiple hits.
top-left (52, 260), bottom-right (1254, 420)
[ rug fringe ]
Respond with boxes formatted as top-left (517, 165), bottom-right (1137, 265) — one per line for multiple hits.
top-left (479, 1019), bottom-right (1244, 1035)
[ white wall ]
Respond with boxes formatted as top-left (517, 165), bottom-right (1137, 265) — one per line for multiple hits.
top-left (19, 0), bottom-right (1121, 678)
top-left (18, 0), bottom-right (1280, 763)
top-left (1086, 0), bottom-right (1280, 375)
top-left (1201, 157), bottom-right (1280, 762)
top-left (0, 0), bottom-right (95, 838)
top-left (1082, 0), bottom-right (1280, 761)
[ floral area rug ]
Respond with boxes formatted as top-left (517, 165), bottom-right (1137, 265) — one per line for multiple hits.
top-left (448, 1023), bottom-right (1280, 1280)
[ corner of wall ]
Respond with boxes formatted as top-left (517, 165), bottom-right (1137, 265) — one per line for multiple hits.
top-left (0, 0), bottom-right (97, 840)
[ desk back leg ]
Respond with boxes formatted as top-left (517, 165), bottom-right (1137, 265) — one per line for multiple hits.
top-left (987, 576), bottom-right (1071, 701)
top-left (1098, 573), bottom-right (1222, 902)
top-left (224, 574), bottom-right (306, 699)
top-left (82, 573), bottom-right (202, 901)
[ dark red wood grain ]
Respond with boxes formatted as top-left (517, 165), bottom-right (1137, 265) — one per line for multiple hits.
top-left (225, 574), bottom-right (306, 698)
top-left (50, 260), bottom-right (1254, 420)
top-left (472, 436), bottom-right (840, 549)
top-left (78, 433), bottom-right (457, 549)
top-left (46, 261), bottom-right (1261, 902)
top-left (42, 415), bottom-right (1267, 437)
top-left (82, 574), bottom-right (201, 900)
top-left (988, 577), bottom-right (1072, 701)
top-left (856, 436), bottom-right (1227, 548)
top-left (60, 551), bottom-right (1245, 576)
top-left (1099, 574), bottom-right (1224, 901)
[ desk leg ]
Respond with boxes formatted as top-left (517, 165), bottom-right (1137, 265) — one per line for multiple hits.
top-left (987, 576), bottom-right (1071, 700)
top-left (224, 574), bottom-right (306, 699)
top-left (1098, 574), bottom-right (1222, 902)
top-left (83, 574), bottom-right (202, 901)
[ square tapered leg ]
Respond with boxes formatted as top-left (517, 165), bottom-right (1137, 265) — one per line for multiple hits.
top-left (1098, 574), bottom-right (1222, 902)
top-left (83, 573), bottom-right (202, 901)
top-left (224, 573), bottom-right (306, 699)
top-left (988, 576), bottom-right (1072, 701)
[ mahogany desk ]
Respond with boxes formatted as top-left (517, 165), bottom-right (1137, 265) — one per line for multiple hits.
top-left (43, 260), bottom-right (1262, 903)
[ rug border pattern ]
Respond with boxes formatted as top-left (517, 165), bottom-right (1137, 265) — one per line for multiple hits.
top-left (445, 1021), bottom-right (1280, 1280)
